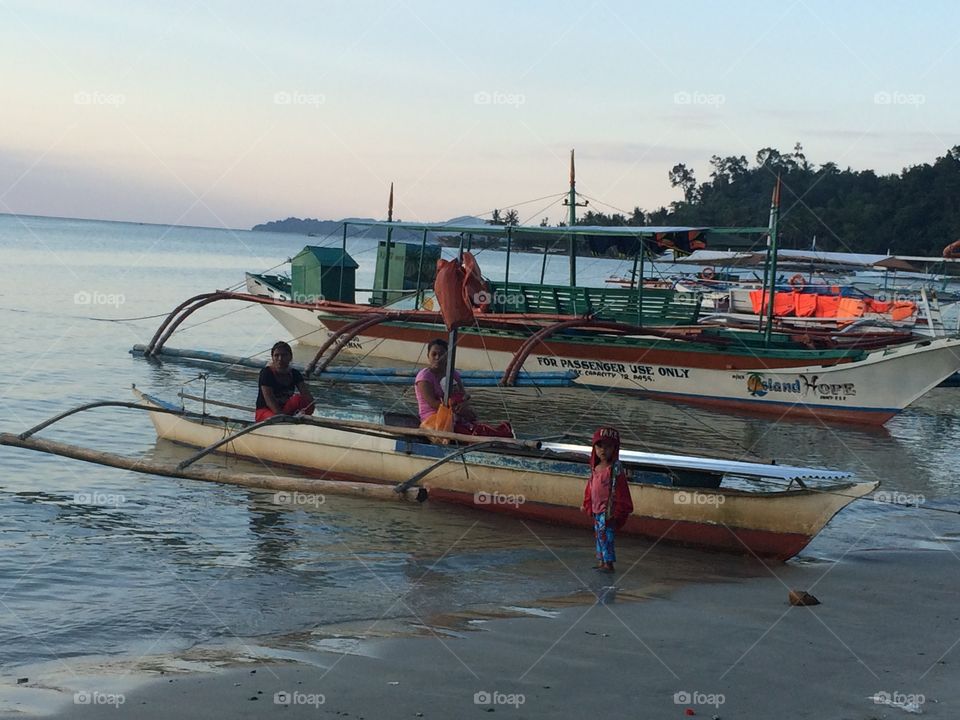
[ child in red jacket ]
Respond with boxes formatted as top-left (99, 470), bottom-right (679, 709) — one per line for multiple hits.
top-left (582, 427), bottom-right (634, 572)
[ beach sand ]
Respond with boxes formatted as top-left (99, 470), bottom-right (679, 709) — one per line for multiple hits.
top-left (37, 548), bottom-right (956, 719)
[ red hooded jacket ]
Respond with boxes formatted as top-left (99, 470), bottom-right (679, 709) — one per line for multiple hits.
top-left (581, 427), bottom-right (634, 530)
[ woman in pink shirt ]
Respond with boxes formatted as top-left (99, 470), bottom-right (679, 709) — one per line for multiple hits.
top-left (415, 339), bottom-right (477, 430)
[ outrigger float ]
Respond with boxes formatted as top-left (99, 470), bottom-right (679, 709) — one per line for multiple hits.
top-left (0, 388), bottom-right (877, 561)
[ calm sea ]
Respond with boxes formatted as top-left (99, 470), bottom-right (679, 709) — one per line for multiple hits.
top-left (1, 214), bottom-right (959, 690)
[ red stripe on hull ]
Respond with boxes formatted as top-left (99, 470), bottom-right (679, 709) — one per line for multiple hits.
top-left (427, 488), bottom-right (812, 561)
top-left (623, 389), bottom-right (896, 426)
top-left (320, 318), bottom-right (852, 371)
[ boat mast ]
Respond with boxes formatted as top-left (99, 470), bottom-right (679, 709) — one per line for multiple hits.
top-left (763, 176), bottom-right (782, 343)
top-left (562, 149), bottom-right (587, 286)
top-left (380, 182), bottom-right (395, 305)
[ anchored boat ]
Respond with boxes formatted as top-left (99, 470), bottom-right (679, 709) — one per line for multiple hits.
top-left (232, 174), bottom-right (960, 425)
top-left (0, 389), bottom-right (878, 561)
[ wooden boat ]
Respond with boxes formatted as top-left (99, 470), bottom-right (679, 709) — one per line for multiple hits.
top-left (234, 179), bottom-right (960, 425)
top-left (241, 271), bottom-right (960, 425)
top-left (127, 388), bottom-right (876, 561)
top-left (157, 167), bottom-right (960, 425)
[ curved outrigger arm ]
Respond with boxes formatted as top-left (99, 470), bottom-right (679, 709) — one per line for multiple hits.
top-left (304, 313), bottom-right (388, 377)
top-left (394, 439), bottom-right (537, 494)
top-left (14, 400), bottom-right (236, 441)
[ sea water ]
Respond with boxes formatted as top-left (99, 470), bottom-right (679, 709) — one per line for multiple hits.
top-left (1, 214), bottom-right (958, 679)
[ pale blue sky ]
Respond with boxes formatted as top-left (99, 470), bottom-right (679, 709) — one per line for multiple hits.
top-left (0, 0), bottom-right (956, 228)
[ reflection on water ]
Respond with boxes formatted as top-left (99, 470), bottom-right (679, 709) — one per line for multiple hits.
top-left (1, 214), bottom-right (959, 673)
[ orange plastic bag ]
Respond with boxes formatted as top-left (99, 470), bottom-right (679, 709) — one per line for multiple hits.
top-left (420, 403), bottom-right (455, 442)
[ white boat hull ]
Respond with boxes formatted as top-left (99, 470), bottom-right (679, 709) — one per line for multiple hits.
top-left (244, 272), bottom-right (960, 424)
top-left (139, 391), bottom-right (875, 560)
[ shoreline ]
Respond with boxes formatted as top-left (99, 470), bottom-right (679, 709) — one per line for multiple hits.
top-left (6, 548), bottom-right (955, 719)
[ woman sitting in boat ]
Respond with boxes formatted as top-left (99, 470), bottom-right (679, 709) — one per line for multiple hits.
top-left (415, 339), bottom-right (512, 438)
top-left (255, 341), bottom-right (315, 422)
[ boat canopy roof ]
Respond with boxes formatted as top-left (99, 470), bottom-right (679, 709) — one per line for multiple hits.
top-left (542, 442), bottom-right (853, 483)
top-left (673, 248), bottom-right (960, 273)
top-left (346, 219), bottom-right (769, 254)
top-left (346, 219), bottom-right (767, 238)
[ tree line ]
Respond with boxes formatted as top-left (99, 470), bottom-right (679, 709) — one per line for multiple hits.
top-left (554, 144), bottom-right (960, 256)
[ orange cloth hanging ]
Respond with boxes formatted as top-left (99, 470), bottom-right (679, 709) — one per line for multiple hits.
top-left (773, 292), bottom-right (795, 317)
top-left (836, 297), bottom-right (866, 319)
top-left (794, 293), bottom-right (817, 317)
top-left (814, 295), bottom-right (841, 318)
top-left (461, 252), bottom-right (489, 313)
top-left (434, 259), bottom-right (474, 331)
top-left (890, 301), bottom-right (917, 321)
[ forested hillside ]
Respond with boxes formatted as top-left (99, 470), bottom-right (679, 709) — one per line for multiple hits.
top-left (576, 144), bottom-right (960, 256)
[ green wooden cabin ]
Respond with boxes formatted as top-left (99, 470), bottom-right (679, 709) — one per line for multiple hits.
top-left (291, 246), bottom-right (359, 304)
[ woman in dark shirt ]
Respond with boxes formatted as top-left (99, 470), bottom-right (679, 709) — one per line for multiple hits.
top-left (255, 341), bottom-right (315, 422)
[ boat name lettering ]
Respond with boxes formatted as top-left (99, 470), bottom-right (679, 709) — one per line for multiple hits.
top-left (747, 374), bottom-right (801, 397)
top-left (801, 374), bottom-right (857, 399)
top-left (747, 373), bottom-right (856, 399)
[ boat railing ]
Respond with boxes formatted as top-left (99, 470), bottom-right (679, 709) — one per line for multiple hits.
top-left (485, 280), bottom-right (702, 325)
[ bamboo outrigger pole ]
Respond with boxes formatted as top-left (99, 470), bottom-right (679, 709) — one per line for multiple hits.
top-left (0, 432), bottom-right (422, 501)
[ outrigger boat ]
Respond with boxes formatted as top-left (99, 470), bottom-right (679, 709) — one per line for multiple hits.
top-left (227, 171), bottom-right (960, 426)
top-left (0, 389), bottom-right (878, 561)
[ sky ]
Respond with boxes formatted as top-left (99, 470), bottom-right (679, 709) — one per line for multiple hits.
top-left (0, 0), bottom-right (957, 229)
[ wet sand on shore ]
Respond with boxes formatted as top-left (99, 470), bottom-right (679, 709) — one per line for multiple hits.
top-left (32, 549), bottom-right (957, 719)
